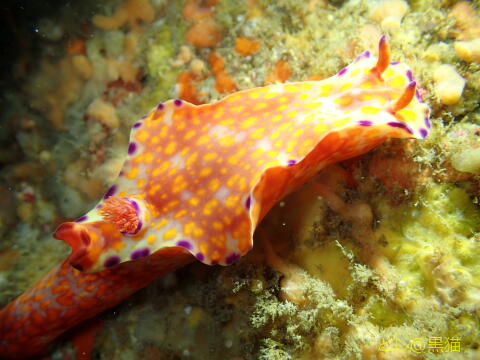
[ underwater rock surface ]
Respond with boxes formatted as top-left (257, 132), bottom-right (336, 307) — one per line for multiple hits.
top-left (0, 0), bottom-right (479, 359)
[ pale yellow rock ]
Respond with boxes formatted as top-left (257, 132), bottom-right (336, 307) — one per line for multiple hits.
top-left (454, 38), bottom-right (480, 63)
top-left (451, 148), bottom-right (480, 174)
top-left (171, 45), bottom-right (192, 67)
top-left (380, 16), bottom-right (402, 31)
top-left (38, 150), bottom-right (51, 164)
top-left (86, 98), bottom-right (120, 129)
top-left (124, 32), bottom-right (139, 58)
top-left (433, 64), bottom-right (466, 105)
top-left (190, 58), bottom-right (206, 75)
top-left (105, 58), bottom-right (120, 81)
top-left (371, 0), bottom-right (409, 31)
top-left (423, 42), bottom-right (452, 62)
top-left (95, 155), bottom-right (125, 185)
top-left (71, 54), bottom-right (93, 80)
top-left (423, 46), bottom-right (441, 62)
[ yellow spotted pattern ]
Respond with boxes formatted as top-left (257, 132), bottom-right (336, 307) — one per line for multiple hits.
top-left (84, 44), bottom-right (430, 268)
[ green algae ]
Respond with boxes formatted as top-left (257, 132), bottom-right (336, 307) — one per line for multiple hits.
top-left (380, 181), bottom-right (480, 301)
top-left (215, 0), bottom-right (247, 30)
top-left (247, 177), bottom-right (479, 358)
top-left (258, 339), bottom-right (293, 360)
top-left (142, 22), bottom-right (185, 108)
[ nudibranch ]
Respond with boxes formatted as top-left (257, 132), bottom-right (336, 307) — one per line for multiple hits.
top-left (0, 36), bottom-right (430, 359)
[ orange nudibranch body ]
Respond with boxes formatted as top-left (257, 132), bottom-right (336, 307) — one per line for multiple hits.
top-left (0, 37), bottom-right (430, 359)
top-left (0, 249), bottom-right (193, 359)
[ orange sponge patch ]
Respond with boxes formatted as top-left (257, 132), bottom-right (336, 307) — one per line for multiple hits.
top-left (235, 37), bottom-right (261, 56)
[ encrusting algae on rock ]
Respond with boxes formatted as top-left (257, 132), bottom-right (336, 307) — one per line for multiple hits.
top-left (0, 0), bottom-right (479, 359)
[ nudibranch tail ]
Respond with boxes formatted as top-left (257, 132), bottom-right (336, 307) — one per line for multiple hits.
top-left (0, 248), bottom-right (194, 359)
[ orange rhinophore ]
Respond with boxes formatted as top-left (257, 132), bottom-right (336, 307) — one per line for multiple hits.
top-left (0, 36), bottom-right (430, 359)
top-left (370, 34), bottom-right (391, 78)
top-left (392, 80), bottom-right (416, 113)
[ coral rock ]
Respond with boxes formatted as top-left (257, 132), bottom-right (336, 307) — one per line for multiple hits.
top-left (451, 148), bottom-right (480, 174)
top-left (92, 0), bottom-right (154, 31)
top-left (190, 58), bottom-right (206, 75)
top-left (370, 0), bottom-right (409, 31)
top-left (71, 55), bottom-right (93, 80)
top-left (433, 64), bottom-right (465, 105)
top-left (183, 0), bottom-right (214, 20)
top-left (186, 19), bottom-right (222, 48)
top-left (86, 99), bottom-right (120, 129)
top-left (454, 38), bottom-right (480, 63)
top-left (450, 1), bottom-right (480, 40)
